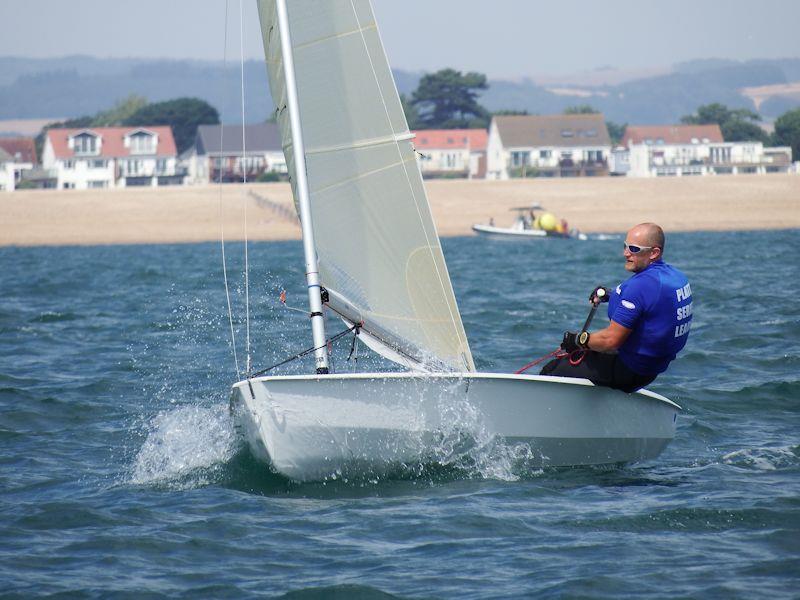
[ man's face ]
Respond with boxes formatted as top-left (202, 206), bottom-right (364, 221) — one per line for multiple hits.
top-left (623, 227), bottom-right (660, 273)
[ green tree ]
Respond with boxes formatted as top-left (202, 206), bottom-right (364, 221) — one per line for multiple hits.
top-left (563, 104), bottom-right (599, 114)
top-left (400, 93), bottom-right (421, 129)
top-left (772, 107), bottom-right (800, 160)
top-left (410, 68), bottom-right (490, 129)
top-left (93, 94), bottom-right (148, 126)
top-left (493, 109), bottom-right (531, 116)
top-left (124, 97), bottom-right (220, 153)
top-left (606, 121), bottom-right (626, 146)
top-left (680, 102), bottom-right (769, 143)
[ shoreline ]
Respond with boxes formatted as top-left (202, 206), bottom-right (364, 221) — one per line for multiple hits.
top-left (1, 175), bottom-right (798, 247)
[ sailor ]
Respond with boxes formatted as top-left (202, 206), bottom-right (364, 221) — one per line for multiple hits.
top-left (540, 222), bottom-right (692, 392)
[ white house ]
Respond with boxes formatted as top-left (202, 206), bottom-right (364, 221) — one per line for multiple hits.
top-left (0, 137), bottom-right (37, 191)
top-left (486, 114), bottom-right (611, 180)
top-left (183, 123), bottom-right (286, 184)
top-left (41, 126), bottom-right (181, 189)
top-left (617, 124), bottom-right (793, 177)
top-left (411, 128), bottom-right (487, 178)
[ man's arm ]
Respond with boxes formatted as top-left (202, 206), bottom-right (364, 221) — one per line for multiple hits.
top-left (586, 320), bottom-right (632, 352)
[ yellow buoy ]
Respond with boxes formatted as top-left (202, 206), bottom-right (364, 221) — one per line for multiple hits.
top-left (538, 212), bottom-right (558, 231)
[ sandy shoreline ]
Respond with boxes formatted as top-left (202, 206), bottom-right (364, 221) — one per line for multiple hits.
top-left (1, 175), bottom-right (798, 246)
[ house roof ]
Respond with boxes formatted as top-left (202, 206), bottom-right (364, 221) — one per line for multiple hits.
top-left (46, 126), bottom-right (177, 159)
top-left (411, 128), bottom-right (488, 151)
top-left (196, 123), bottom-right (283, 155)
top-left (493, 114), bottom-right (611, 148)
top-left (622, 124), bottom-right (724, 146)
top-left (0, 137), bottom-right (37, 164)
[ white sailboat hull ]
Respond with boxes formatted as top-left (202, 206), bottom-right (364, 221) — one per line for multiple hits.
top-left (230, 372), bottom-right (679, 481)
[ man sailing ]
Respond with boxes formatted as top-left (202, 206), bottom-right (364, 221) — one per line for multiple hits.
top-left (541, 222), bottom-right (692, 392)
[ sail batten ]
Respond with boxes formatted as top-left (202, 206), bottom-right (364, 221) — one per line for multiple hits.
top-left (306, 132), bottom-right (416, 156)
top-left (258, 0), bottom-right (475, 372)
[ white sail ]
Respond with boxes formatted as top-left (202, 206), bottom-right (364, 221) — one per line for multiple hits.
top-left (257, 0), bottom-right (474, 372)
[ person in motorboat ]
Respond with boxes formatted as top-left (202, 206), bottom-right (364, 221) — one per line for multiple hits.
top-left (540, 222), bottom-right (692, 392)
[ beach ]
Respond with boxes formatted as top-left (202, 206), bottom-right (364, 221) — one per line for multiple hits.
top-left (1, 174), bottom-right (798, 246)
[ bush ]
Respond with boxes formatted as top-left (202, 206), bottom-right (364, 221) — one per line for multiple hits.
top-left (257, 170), bottom-right (283, 182)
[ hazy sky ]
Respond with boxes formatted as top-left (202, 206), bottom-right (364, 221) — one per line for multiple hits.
top-left (1, 0), bottom-right (799, 79)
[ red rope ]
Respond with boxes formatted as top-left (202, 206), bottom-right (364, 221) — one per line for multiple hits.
top-left (515, 348), bottom-right (565, 374)
top-left (515, 347), bottom-right (588, 374)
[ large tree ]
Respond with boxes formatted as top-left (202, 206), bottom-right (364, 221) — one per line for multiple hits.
top-left (680, 102), bottom-right (769, 143)
top-left (410, 68), bottom-right (490, 129)
top-left (772, 107), bottom-right (800, 161)
top-left (124, 97), bottom-right (220, 153)
top-left (93, 94), bottom-right (148, 126)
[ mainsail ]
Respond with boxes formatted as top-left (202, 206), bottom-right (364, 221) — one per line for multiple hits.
top-left (257, 0), bottom-right (474, 372)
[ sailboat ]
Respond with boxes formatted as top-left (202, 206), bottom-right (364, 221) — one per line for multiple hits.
top-left (230, 0), bottom-right (679, 482)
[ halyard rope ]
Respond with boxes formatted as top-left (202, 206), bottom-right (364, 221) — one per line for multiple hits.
top-left (218, 0), bottom-right (240, 378)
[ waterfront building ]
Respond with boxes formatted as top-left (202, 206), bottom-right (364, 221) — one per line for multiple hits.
top-left (411, 128), bottom-right (487, 179)
top-left (0, 137), bottom-right (37, 191)
top-left (486, 114), bottom-right (611, 180)
top-left (42, 127), bottom-right (182, 189)
top-left (182, 123), bottom-right (286, 184)
top-left (614, 124), bottom-right (793, 177)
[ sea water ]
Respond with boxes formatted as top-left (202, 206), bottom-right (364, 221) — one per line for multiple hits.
top-left (1, 230), bottom-right (798, 598)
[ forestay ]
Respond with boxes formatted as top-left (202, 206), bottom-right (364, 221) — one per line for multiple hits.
top-left (257, 0), bottom-right (474, 372)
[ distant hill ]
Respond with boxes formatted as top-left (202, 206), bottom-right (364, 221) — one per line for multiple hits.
top-left (1, 56), bottom-right (799, 128)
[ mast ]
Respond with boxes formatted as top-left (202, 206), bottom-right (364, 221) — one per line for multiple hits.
top-left (275, 0), bottom-right (329, 374)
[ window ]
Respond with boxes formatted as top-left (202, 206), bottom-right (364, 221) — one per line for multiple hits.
top-left (561, 129), bottom-right (574, 138)
top-left (88, 180), bottom-right (107, 188)
top-left (540, 150), bottom-right (551, 159)
top-left (63, 159), bottom-right (74, 169)
top-left (72, 133), bottom-right (98, 155)
top-left (510, 151), bottom-right (530, 167)
top-left (91, 159), bottom-right (107, 169)
top-left (129, 132), bottom-right (156, 154)
top-left (124, 159), bottom-right (144, 175)
top-left (156, 158), bottom-right (167, 173)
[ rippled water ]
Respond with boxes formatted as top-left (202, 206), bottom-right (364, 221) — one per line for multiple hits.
top-left (1, 230), bottom-right (798, 598)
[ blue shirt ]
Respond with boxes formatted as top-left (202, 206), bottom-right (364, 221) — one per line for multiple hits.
top-left (607, 260), bottom-right (692, 375)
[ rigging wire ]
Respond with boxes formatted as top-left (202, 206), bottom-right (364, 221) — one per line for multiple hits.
top-left (218, 0), bottom-right (240, 379)
top-left (238, 0), bottom-right (252, 375)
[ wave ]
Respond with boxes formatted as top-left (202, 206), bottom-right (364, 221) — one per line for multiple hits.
top-left (721, 445), bottom-right (800, 471)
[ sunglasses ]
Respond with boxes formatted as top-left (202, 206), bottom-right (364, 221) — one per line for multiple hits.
top-left (623, 242), bottom-right (655, 254)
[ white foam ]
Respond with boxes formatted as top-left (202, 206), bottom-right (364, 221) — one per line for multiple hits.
top-left (721, 446), bottom-right (798, 471)
top-left (130, 403), bottom-right (237, 487)
top-left (427, 380), bottom-right (543, 481)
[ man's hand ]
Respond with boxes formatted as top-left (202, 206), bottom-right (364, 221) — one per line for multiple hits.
top-left (589, 286), bottom-right (610, 305)
top-left (561, 330), bottom-right (590, 353)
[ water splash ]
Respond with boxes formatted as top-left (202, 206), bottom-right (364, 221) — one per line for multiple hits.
top-left (426, 379), bottom-right (544, 482)
top-left (130, 403), bottom-right (238, 488)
